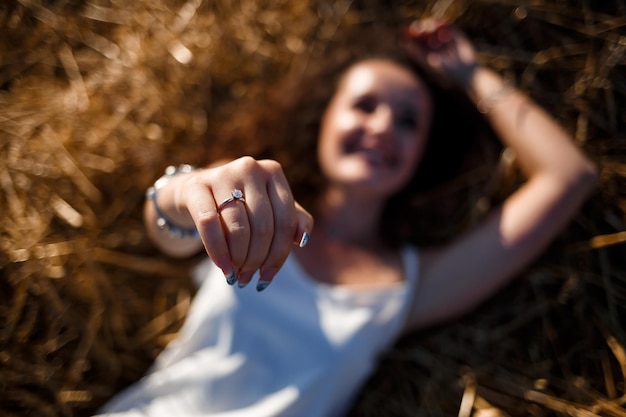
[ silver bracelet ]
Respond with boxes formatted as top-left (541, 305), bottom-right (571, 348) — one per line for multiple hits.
top-left (146, 164), bottom-right (200, 239)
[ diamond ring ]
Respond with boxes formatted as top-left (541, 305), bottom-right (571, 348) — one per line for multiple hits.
top-left (218, 189), bottom-right (245, 211)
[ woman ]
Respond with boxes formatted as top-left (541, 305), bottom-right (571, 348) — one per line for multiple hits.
top-left (97, 19), bottom-right (596, 417)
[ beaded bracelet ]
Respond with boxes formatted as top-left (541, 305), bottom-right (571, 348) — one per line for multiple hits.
top-left (146, 164), bottom-right (200, 239)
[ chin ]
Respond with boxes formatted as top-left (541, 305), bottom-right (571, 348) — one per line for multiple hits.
top-left (324, 159), bottom-right (410, 195)
top-left (338, 173), bottom-right (406, 197)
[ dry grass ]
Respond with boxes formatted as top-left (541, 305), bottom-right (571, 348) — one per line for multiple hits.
top-left (0, 0), bottom-right (625, 416)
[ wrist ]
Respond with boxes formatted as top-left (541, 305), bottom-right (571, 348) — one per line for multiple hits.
top-left (452, 62), bottom-right (480, 92)
top-left (146, 165), bottom-right (199, 238)
top-left (465, 68), bottom-right (515, 114)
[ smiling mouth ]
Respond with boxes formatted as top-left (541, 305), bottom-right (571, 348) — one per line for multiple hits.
top-left (358, 148), bottom-right (386, 166)
top-left (345, 142), bottom-right (395, 167)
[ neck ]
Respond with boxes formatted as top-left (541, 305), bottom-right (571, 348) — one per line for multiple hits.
top-left (316, 186), bottom-right (386, 246)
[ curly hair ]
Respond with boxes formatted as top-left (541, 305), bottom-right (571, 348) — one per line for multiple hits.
top-left (209, 28), bottom-right (497, 247)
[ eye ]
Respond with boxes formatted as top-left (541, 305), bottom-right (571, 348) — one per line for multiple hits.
top-left (396, 113), bottom-right (418, 130)
top-left (353, 96), bottom-right (377, 113)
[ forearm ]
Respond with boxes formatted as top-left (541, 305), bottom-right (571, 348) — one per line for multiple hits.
top-left (404, 21), bottom-right (599, 331)
top-left (466, 67), bottom-right (597, 184)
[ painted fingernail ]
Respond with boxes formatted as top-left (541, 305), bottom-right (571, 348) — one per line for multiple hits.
top-left (225, 268), bottom-right (237, 286)
top-left (237, 271), bottom-right (254, 289)
top-left (257, 267), bottom-right (278, 292)
top-left (299, 231), bottom-right (310, 248)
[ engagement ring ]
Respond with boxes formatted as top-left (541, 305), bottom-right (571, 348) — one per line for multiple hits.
top-left (218, 189), bottom-right (245, 210)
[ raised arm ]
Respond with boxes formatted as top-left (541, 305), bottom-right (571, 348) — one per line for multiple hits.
top-left (144, 157), bottom-right (313, 290)
top-left (403, 20), bottom-right (597, 331)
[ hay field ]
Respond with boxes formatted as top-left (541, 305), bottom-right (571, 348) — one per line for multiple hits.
top-left (1, 0), bottom-right (625, 416)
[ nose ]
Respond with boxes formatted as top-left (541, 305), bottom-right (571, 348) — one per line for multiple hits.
top-left (367, 105), bottom-right (394, 138)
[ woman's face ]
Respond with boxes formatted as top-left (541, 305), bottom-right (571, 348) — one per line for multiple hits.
top-left (317, 59), bottom-right (433, 198)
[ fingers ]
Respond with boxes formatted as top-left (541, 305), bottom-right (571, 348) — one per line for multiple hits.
top-left (216, 187), bottom-right (252, 283)
top-left (234, 180), bottom-right (275, 288)
top-left (184, 180), bottom-right (234, 279)
top-left (186, 157), bottom-right (313, 292)
top-left (242, 160), bottom-right (313, 291)
top-left (403, 18), bottom-right (478, 88)
top-left (248, 161), bottom-right (310, 291)
top-left (403, 19), bottom-right (457, 74)
top-left (405, 18), bottom-right (451, 48)
top-left (254, 199), bottom-right (313, 291)
top-left (293, 201), bottom-right (314, 248)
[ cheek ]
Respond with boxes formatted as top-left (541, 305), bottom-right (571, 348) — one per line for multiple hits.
top-left (399, 132), bottom-right (428, 173)
top-left (407, 120), bottom-right (432, 164)
top-left (318, 111), bottom-right (358, 153)
top-left (317, 113), bottom-right (339, 170)
top-left (384, 134), bottom-right (427, 194)
top-left (324, 112), bottom-right (359, 143)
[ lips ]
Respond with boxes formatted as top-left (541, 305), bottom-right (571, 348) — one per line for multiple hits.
top-left (356, 147), bottom-right (386, 166)
top-left (344, 137), bottom-right (396, 167)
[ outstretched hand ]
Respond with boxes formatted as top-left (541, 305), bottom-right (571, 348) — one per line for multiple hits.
top-left (169, 157), bottom-right (313, 290)
top-left (403, 19), bottom-right (478, 90)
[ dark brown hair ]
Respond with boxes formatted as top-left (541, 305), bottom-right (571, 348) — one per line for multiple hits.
top-left (210, 28), bottom-right (496, 247)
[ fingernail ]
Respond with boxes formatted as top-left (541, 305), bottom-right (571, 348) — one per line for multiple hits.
top-left (299, 231), bottom-right (310, 248)
top-left (238, 271), bottom-right (254, 289)
top-left (257, 267), bottom-right (278, 292)
top-left (224, 268), bottom-right (237, 286)
top-left (260, 267), bottom-right (279, 282)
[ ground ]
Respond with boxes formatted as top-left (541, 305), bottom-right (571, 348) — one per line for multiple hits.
top-left (1, 1), bottom-right (625, 416)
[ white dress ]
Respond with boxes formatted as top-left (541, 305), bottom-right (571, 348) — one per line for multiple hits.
top-left (97, 248), bottom-right (419, 417)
